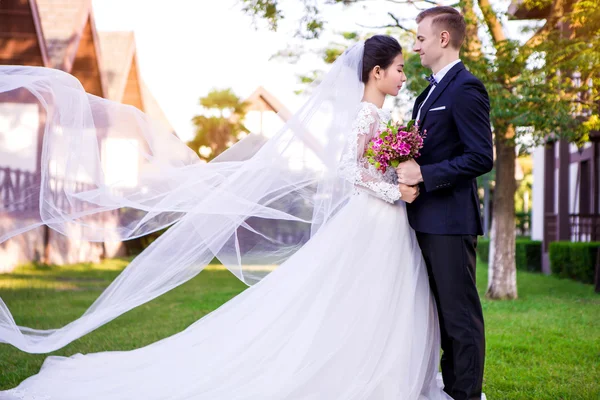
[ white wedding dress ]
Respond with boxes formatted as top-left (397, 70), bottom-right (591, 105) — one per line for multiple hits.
top-left (1, 102), bottom-right (451, 400)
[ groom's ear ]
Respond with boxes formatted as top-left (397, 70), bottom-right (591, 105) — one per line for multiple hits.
top-left (439, 30), bottom-right (451, 48)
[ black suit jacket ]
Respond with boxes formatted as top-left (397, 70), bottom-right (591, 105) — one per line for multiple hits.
top-left (406, 62), bottom-right (493, 236)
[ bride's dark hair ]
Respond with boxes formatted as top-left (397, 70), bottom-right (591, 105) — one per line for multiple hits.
top-left (361, 35), bottom-right (403, 83)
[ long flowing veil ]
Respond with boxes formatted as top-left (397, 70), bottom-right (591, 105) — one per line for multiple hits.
top-left (0, 42), bottom-right (366, 353)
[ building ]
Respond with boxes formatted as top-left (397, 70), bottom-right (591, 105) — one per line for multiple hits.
top-left (0, 0), bottom-right (175, 272)
top-left (509, 0), bottom-right (600, 274)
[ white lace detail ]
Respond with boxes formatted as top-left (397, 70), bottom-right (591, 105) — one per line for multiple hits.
top-left (352, 103), bottom-right (376, 136)
top-left (372, 106), bottom-right (392, 126)
top-left (338, 102), bottom-right (401, 204)
top-left (2, 389), bottom-right (51, 400)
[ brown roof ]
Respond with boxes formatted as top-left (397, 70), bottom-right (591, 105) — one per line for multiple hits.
top-left (140, 80), bottom-right (177, 136)
top-left (97, 31), bottom-right (136, 101)
top-left (36, 0), bottom-right (91, 70)
top-left (98, 30), bottom-right (176, 135)
top-left (245, 86), bottom-right (293, 121)
top-left (0, 0), bottom-right (49, 66)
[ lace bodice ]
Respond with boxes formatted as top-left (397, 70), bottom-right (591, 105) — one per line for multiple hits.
top-left (339, 102), bottom-right (401, 203)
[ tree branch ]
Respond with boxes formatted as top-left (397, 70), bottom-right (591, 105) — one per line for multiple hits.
top-left (356, 12), bottom-right (416, 34)
top-left (356, 22), bottom-right (415, 32)
top-left (382, 0), bottom-right (461, 11)
top-left (477, 0), bottom-right (506, 45)
top-left (384, 0), bottom-right (448, 5)
top-left (462, 0), bottom-right (482, 59)
top-left (387, 12), bottom-right (417, 34)
top-left (523, 0), bottom-right (568, 51)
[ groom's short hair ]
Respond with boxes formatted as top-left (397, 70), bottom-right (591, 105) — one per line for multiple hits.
top-left (416, 6), bottom-right (466, 50)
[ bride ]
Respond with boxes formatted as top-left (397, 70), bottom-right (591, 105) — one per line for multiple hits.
top-left (0, 35), bottom-right (451, 399)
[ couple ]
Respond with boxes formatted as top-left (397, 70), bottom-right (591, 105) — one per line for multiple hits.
top-left (0, 6), bottom-right (492, 400)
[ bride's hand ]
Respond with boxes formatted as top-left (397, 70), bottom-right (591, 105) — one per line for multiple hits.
top-left (399, 183), bottom-right (419, 203)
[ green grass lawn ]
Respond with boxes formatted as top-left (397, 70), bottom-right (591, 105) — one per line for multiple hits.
top-left (0, 258), bottom-right (598, 399)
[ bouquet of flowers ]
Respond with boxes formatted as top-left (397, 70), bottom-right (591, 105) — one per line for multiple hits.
top-left (364, 119), bottom-right (425, 174)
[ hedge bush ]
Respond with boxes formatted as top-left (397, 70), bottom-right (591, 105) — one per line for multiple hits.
top-left (549, 241), bottom-right (599, 284)
top-left (515, 239), bottom-right (543, 272)
top-left (476, 238), bottom-right (542, 272)
top-left (477, 238), bottom-right (490, 263)
top-left (124, 227), bottom-right (169, 256)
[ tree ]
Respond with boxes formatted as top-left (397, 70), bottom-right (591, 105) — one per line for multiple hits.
top-left (188, 89), bottom-right (249, 161)
top-left (238, 0), bottom-right (600, 299)
top-left (475, 0), bottom-right (599, 298)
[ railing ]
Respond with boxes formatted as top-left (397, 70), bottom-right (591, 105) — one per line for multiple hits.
top-left (515, 212), bottom-right (531, 237)
top-left (47, 176), bottom-right (98, 214)
top-left (543, 213), bottom-right (600, 249)
top-left (0, 167), bottom-right (40, 215)
top-left (1, 166), bottom-right (118, 219)
top-left (543, 214), bottom-right (557, 251)
top-left (569, 214), bottom-right (600, 242)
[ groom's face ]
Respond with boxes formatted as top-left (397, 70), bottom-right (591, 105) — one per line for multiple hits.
top-left (414, 17), bottom-right (441, 69)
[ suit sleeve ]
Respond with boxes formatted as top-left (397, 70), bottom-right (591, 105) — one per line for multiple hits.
top-left (420, 80), bottom-right (493, 192)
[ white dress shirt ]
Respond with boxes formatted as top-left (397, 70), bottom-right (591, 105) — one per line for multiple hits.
top-left (415, 59), bottom-right (462, 122)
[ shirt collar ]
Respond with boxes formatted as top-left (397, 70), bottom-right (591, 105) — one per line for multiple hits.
top-left (434, 59), bottom-right (462, 84)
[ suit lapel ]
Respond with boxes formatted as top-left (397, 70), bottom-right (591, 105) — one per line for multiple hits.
top-left (412, 85), bottom-right (431, 120)
top-left (419, 62), bottom-right (465, 126)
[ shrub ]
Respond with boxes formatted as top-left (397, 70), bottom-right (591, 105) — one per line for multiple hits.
top-left (549, 242), bottom-right (599, 284)
top-left (515, 239), bottom-right (542, 272)
top-left (477, 238), bottom-right (542, 272)
top-left (124, 227), bottom-right (169, 256)
top-left (477, 238), bottom-right (490, 263)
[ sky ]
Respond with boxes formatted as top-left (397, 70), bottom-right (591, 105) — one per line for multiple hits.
top-left (91, 0), bottom-right (537, 142)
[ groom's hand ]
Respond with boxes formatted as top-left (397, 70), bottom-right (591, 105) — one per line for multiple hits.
top-left (396, 159), bottom-right (423, 186)
top-left (399, 183), bottom-right (419, 203)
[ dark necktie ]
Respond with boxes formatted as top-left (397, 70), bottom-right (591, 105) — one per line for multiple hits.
top-left (426, 74), bottom-right (437, 85)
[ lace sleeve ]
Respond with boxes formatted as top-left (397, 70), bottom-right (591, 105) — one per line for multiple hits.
top-left (339, 103), bottom-right (401, 203)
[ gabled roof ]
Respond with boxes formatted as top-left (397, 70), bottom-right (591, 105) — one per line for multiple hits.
top-left (140, 80), bottom-right (177, 136)
top-left (97, 31), bottom-right (136, 102)
top-left (36, 0), bottom-right (105, 96)
top-left (1, 0), bottom-right (174, 136)
top-left (242, 86), bottom-right (324, 155)
top-left (245, 86), bottom-right (293, 122)
top-left (98, 31), bottom-right (176, 136)
top-left (36, 0), bottom-right (90, 70)
top-left (0, 0), bottom-right (49, 66)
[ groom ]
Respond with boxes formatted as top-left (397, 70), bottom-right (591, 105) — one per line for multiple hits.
top-left (396, 6), bottom-right (493, 400)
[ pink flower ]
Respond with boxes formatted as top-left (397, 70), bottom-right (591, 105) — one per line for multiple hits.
top-left (364, 119), bottom-right (424, 173)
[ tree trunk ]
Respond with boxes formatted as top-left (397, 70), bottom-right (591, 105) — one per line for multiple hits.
top-left (462, 0), bottom-right (482, 60)
top-left (41, 225), bottom-right (51, 265)
top-left (486, 125), bottom-right (518, 299)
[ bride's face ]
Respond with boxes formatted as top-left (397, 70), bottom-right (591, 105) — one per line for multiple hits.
top-left (375, 53), bottom-right (407, 97)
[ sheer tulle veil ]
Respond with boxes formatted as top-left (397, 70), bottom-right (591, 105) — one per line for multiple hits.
top-left (0, 42), bottom-right (367, 353)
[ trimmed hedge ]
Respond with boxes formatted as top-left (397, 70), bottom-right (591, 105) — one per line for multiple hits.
top-left (549, 241), bottom-right (599, 285)
top-left (477, 238), bottom-right (490, 263)
top-left (515, 239), bottom-right (543, 272)
top-left (477, 238), bottom-right (542, 273)
top-left (124, 227), bottom-right (169, 256)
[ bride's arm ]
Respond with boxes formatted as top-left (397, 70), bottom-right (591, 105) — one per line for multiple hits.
top-left (338, 105), bottom-right (401, 204)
